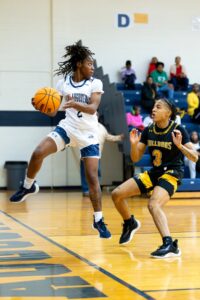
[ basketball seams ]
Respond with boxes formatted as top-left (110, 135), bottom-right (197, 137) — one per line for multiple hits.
top-left (34, 94), bottom-right (47, 108)
top-left (33, 87), bottom-right (60, 114)
top-left (52, 91), bottom-right (61, 112)
top-left (43, 89), bottom-right (51, 113)
top-left (33, 88), bottom-right (47, 110)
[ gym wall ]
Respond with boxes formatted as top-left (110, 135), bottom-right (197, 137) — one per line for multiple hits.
top-left (0, 0), bottom-right (200, 187)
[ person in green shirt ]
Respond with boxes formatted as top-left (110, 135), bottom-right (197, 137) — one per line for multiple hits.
top-left (151, 62), bottom-right (174, 100)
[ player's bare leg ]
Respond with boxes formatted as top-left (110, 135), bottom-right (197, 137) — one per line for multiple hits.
top-left (27, 137), bottom-right (57, 178)
top-left (148, 186), bottom-right (181, 258)
top-left (112, 179), bottom-right (141, 244)
top-left (84, 157), bottom-right (101, 211)
top-left (147, 186), bottom-right (170, 237)
top-left (84, 157), bottom-right (111, 238)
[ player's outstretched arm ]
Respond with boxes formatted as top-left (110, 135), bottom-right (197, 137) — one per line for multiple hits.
top-left (130, 129), bottom-right (146, 162)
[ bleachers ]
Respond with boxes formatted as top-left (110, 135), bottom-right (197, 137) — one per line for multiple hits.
top-left (177, 179), bottom-right (200, 191)
top-left (117, 85), bottom-right (191, 115)
top-left (174, 91), bottom-right (188, 110)
top-left (116, 82), bottom-right (200, 191)
top-left (122, 91), bottom-right (142, 108)
top-left (117, 82), bottom-right (200, 132)
top-left (182, 122), bottom-right (200, 133)
top-left (181, 114), bottom-right (191, 122)
top-left (116, 83), bottom-right (142, 91)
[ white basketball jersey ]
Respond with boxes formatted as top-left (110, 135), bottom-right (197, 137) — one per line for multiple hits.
top-left (56, 75), bottom-right (103, 130)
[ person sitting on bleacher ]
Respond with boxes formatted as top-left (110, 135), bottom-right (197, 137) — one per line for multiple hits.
top-left (169, 56), bottom-right (189, 91)
top-left (147, 57), bottom-right (158, 75)
top-left (141, 76), bottom-right (158, 113)
top-left (143, 113), bottom-right (153, 127)
top-left (185, 131), bottom-right (200, 178)
top-left (121, 60), bottom-right (137, 90)
top-left (187, 83), bottom-right (200, 121)
top-left (151, 62), bottom-right (174, 100)
top-left (126, 105), bottom-right (145, 132)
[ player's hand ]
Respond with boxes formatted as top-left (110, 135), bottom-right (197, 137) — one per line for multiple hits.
top-left (62, 100), bottom-right (77, 110)
top-left (119, 134), bottom-right (124, 141)
top-left (130, 129), bottom-right (141, 145)
top-left (172, 129), bottom-right (182, 148)
top-left (62, 95), bottom-right (76, 110)
top-left (31, 98), bottom-right (39, 110)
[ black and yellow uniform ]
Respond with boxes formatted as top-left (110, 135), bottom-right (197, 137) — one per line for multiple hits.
top-left (134, 121), bottom-right (190, 196)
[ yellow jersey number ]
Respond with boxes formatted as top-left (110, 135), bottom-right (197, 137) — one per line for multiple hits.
top-left (152, 149), bottom-right (162, 167)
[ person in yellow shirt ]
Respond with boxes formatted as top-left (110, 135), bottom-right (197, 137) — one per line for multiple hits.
top-left (187, 83), bottom-right (200, 117)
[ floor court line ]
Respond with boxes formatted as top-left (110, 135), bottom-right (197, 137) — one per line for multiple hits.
top-left (0, 210), bottom-right (155, 300)
top-left (144, 288), bottom-right (200, 292)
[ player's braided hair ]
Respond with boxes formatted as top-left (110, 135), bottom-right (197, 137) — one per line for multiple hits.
top-left (55, 41), bottom-right (94, 77)
top-left (160, 98), bottom-right (177, 121)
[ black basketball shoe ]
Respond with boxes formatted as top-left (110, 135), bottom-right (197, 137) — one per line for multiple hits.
top-left (151, 238), bottom-right (181, 258)
top-left (10, 182), bottom-right (39, 203)
top-left (119, 215), bottom-right (141, 245)
top-left (93, 218), bottom-right (112, 239)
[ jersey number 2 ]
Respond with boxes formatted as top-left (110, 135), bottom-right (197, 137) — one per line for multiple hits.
top-left (152, 149), bottom-right (162, 167)
top-left (77, 111), bottom-right (82, 118)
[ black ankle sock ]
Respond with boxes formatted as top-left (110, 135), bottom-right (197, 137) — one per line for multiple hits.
top-left (163, 236), bottom-right (173, 244)
top-left (124, 215), bottom-right (134, 225)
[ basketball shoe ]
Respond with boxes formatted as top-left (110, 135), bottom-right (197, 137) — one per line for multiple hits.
top-left (93, 218), bottom-right (111, 239)
top-left (10, 182), bottom-right (39, 203)
top-left (151, 237), bottom-right (181, 258)
top-left (119, 215), bottom-right (141, 245)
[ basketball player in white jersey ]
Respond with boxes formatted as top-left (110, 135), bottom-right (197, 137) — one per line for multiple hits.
top-left (10, 41), bottom-right (111, 238)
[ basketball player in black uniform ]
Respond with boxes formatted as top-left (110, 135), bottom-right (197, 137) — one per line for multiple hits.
top-left (112, 98), bottom-right (198, 258)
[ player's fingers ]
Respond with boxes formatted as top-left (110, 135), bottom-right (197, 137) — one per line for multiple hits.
top-left (31, 98), bottom-right (36, 106)
top-left (130, 128), bottom-right (138, 136)
top-left (173, 129), bottom-right (181, 134)
top-left (31, 98), bottom-right (38, 109)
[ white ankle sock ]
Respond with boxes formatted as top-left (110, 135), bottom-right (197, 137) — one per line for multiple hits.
top-left (24, 176), bottom-right (35, 189)
top-left (94, 211), bottom-right (103, 222)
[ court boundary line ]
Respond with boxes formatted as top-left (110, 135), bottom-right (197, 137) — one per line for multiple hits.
top-left (0, 210), bottom-right (154, 300)
top-left (144, 287), bottom-right (200, 292)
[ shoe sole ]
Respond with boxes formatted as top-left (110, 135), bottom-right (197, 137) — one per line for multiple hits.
top-left (13, 184), bottom-right (40, 203)
top-left (92, 224), bottom-right (112, 239)
top-left (119, 219), bottom-right (141, 245)
top-left (151, 249), bottom-right (181, 259)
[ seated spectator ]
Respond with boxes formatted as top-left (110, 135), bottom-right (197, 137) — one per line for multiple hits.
top-left (151, 62), bottom-right (174, 100)
top-left (193, 108), bottom-right (200, 123)
top-left (147, 57), bottom-right (158, 75)
top-left (126, 105), bottom-right (144, 131)
top-left (121, 60), bottom-right (137, 90)
top-left (141, 76), bottom-right (157, 113)
top-left (185, 131), bottom-right (200, 178)
top-left (170, 56), bottom-right (189, 91)
top-left (175, 111), bottom-right (181, 125)
top-left (187, 83), bottom-right (200, 119)
top-left (143, 113), bottom-right (153, 127)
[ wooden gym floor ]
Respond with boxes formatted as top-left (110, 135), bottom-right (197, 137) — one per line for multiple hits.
top-left (0, 189), bottom-right (200, 300)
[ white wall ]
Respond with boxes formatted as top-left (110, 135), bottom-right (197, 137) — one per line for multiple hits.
top-left (1, 0), bottom-right (199, 187)
top-left (52, 0), bottom-right (200, 83)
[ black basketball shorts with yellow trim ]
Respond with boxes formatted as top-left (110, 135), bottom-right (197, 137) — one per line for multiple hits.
top-left (134, 168), bottom-right (184, 197)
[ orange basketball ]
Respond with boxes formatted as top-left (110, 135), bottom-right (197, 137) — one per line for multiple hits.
top-left (32, 87), bottom-right (61, 114)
